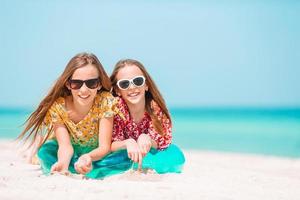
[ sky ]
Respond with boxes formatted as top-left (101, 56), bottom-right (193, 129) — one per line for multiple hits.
top-left (0, 0), bottom-right (299, 108)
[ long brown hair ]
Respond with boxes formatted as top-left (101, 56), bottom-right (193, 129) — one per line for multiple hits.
top-left (18, 52), bottom-right (111, 146)
top-left (110, 59), bottom-right (171, 136)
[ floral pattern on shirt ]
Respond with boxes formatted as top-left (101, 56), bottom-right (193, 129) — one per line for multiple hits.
top-left (43, 91), bottom-right (117, 149)
top-left (112, 97), bottom-right (172, 150)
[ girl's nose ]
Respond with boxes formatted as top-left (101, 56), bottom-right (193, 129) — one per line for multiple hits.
top-left (128, 82), bottom-right (136, 89)
top-left (79, 83), bottom-right (89, 92)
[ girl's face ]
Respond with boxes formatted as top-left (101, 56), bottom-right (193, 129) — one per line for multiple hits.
top-left (116, 65), bottom-right (148, 106)
top-left (67, 64), bottom-right (101, 107)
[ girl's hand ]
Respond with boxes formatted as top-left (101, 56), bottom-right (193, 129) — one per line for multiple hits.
top-left (51, 161), bottom-right (68, 173)
top-left (126, 138), bottom-right (142, 164)
top-left (75, 154), bottom-right (93, 174)
top-left (137, 134), bottom-right (152, 157)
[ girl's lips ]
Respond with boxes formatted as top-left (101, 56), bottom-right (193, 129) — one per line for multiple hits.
top-left (127, 92), bottom-right (139, 97)
top-left (78, 95), bottom-right (90, 99)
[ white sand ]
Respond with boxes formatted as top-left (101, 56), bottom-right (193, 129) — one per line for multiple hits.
top-left (1, 139), bottom-right (300, 200)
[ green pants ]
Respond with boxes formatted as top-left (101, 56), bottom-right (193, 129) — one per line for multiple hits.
top-left (133, 144), bottom-right (185, 173)
top-left (37, 140), bottom-right (132, 179)
top-left (38, 140), bottom-right (185, 179)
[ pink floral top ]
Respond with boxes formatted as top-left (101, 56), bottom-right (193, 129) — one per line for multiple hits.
top-left (112, 97), bottom-right (172, 150)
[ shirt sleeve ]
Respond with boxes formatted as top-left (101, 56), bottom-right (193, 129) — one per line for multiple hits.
top-left (111, 97), bottom-right (127, 142)
top-left (43, 101), bottom-right (64, 127)
top-left (99, 92), bottom-right (118, 118)
top-left (148, 103), bottom-right (172, 150)
top-left (112, 114), bottom-right (126, 142)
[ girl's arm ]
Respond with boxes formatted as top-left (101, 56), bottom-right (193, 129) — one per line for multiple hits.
top-left (111, 140), bottom-right (127, 151)
top-left (111, 139), bottom-right (135, 151)
top-left (88, 116), bottom-right (113, 160)
top-left (80, 117), bottom-right (113, 161)
top-left (137, 134), bottom-right (157, 157)
top-left (75, 117), bottom-right (113, 174)
top-left (111, 116), bottom-right (142, 164)
top-left (111, 139), bottom-right (142, 164)
top-left (51, 124), bottom-right (74, 172)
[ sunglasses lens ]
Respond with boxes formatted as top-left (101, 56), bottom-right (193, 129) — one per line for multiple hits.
top-left (69, 80), bottom-right (83, 90)
top-left (69, 78), bottom-right (99, 90)
top-left (118, 80), bottom-right (130, 90)
top-left (133, 77), bottom-right (145, 87)
top-left (85, 78), bottom-right (100, 89)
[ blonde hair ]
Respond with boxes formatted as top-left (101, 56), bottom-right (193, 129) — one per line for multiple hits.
top-left (18, 52), bottom-right (111, 146)
top-left (110, 59), bottom-right (171, 136)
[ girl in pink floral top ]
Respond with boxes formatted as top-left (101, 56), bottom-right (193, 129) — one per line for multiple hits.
top-left (110, 59), bottom-right (185, 173)
top-left (113, 97), bottom-right (172, 150)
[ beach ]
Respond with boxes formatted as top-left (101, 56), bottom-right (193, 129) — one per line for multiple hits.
top-left (0, 140), bottom-right (300, 200)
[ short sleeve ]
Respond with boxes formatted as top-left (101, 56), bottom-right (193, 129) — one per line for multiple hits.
top-left (98, 92), bottom-right (118, 118)
top-left (112, 114), bottom-right (126, 142)
top-left (111, 97), bottom-right (127, 142)
top-left (43, 100), bottom-right (64, 131)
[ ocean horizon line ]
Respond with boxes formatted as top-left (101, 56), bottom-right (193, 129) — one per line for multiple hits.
top-left (1, 106), bottom-right (300, 112)
top-left (1, 106), bottom-right (300, 119)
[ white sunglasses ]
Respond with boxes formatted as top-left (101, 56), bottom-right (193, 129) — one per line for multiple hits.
top-left (116, 76), bottom-right (146, 90)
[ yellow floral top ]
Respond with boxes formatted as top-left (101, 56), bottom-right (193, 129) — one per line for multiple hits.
top-left (43, 91), bottom-right (117, 149)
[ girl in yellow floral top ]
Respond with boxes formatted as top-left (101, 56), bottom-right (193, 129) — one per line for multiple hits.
top-left (18, 53), bottom-right (131, 178)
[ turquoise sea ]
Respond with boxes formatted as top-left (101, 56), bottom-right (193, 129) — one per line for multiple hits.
top-left (1, 107), bottom-right (300, 158)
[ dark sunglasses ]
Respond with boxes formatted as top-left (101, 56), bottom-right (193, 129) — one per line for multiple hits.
top-left (116, 76), bottom-right (146, 90)
top-left (68, 78), bottom-right (100, 90)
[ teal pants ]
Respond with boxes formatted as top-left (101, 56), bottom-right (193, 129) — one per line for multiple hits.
top-left (38, 140), bottom-right (185, 179)
top-left (133, 144), bottom-right (185, 173)
top-left (37, 140), bottom-right (132, 179)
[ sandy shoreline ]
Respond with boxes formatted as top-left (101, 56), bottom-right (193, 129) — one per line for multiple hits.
top-left (1, 139), bottom-right (300, 200)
